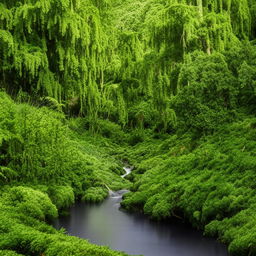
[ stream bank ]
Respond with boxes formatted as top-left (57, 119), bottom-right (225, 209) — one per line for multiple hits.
top-left (53, 167), bottom-right (228, 256)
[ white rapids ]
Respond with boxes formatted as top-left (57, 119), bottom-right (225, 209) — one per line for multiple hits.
top-left (121, 166), bottom-right (133, 178)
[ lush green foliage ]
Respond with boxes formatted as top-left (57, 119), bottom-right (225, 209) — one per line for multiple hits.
top-left (0, 0), bottom-right (110, 121)
top-left (1, 0), bottom-right (255, 130)
top-left (0, 186), bottom-right (129, 256)
top-left (1, 0), bottom-right (256, 255)
top-left (82, 187), bottom-right (109, 203)
top-left (122, 117), bottom-right (256, 255)
top-left (111, 9), bottom-right (256, 256)
top-left (0, 92), bottom-right (129, 194)
top-left (0, 250), bottom-right (24, 256)
top-left (0, 92), bottom-right (131, 255)
top-left (103, 0), bottom-right (256, 130)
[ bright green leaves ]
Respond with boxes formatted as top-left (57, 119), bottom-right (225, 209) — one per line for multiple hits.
top-left (178, 51), bottom-right (238, 101)
top-left (82, 187), bottom-right (108, 202)
top-left (0, 92), bottom-right (129, 195)
top-left (0, 3), bottom-right (12, 29)
top-left (37, 71), bottom-right (61, 100)
top-left (1, 0), bottom-right (255, 132)
top-left (199, 12), bottom-right (234, 53)
top-left (0, 0), bottom-right (108, 120)
top-left (11, 104), bottom-right (66, 180)
top-left (150, 3), bottom-right (199, 52)
top-left (46, 186), bottom-right (75, 210)
top-left (2, 186), bottom-right (58, 220)
top-left (238, 60), bottom-right (256, 111)
top-left (0, 30), bottom-right (13, 51)
top-left (148, 0), bottom-right (250, 55)
top-left (0, 94), bottom-right (69, 182)
top-left (229, 0), bottom-right (251, 38)
top-left (122, 117), bottom-right (256, 255)
top-left (106, 0), bottom-right (255, 131)
top-left (118, 32), bottom-right (143, 80)
top-left (0, 184), bottom-right (129, 256)
top-left (171, 51), bottom-right (238, 133)
top-left (0, 167), bottom-right (18, 183)
top-left (144, 193), bottom-right (172, 219)
top-left (15, 44), bottom-right (49, 79)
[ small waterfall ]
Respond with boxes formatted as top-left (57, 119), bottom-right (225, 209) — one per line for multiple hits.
top-left (121, 166), bottom-right (133, 178)
top-left (108, 166), bottom-right (132, 198)
top-left (109, 189), bottom-right (130, 198)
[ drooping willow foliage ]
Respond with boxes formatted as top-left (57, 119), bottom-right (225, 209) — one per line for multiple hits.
top-left (145, 0), bottom-right (253, 53)
top-left (104, 0), bottom-right (256, 130)
top-left (140, 0), bottom-right (254, 91)
top-left (0, 0), bottom-right (256, 130)
top-left (0, 0), bottom-right (111, 121)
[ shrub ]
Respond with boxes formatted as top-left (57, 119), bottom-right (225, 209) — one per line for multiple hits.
top-left (2, 186), bottom-right (57, 220)
top-left (82, 187), bottom-right (109, 203)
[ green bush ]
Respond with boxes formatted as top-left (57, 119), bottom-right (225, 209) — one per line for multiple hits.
top-left (2, 186), bottom-right (58, 221)
top-left (82, 187), bottom-right (109, 203)
top-left (123, 117), bottom-right (256, 254)
top-left (46, 186), bottom-right (75, 210)
top-left (128, 129), bottom-right (147, 146)
top-left (0, 185), bottom-right (129, 256)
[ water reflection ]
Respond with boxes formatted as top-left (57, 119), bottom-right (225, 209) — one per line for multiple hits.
top-left (53, 190), bottom-right (228, 256)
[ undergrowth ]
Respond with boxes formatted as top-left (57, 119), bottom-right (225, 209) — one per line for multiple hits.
top-left (122, 117), bottom-right (256, 255)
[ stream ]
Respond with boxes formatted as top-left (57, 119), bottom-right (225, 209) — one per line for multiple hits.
top-left (53, 167), bottom-right (229, 256)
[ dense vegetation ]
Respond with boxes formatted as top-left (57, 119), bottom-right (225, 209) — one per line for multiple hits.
top-left (0, 0), bottom-right (256, 255)
top-left (122, 117), bottom-right (256, 256)
top-left (0, 92), bottom-right (131, 255)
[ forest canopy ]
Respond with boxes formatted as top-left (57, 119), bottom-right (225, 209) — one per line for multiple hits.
top-left (1, 0), bottom-right (255, 131)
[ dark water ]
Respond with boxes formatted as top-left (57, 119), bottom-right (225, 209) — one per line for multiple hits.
top-left (53, 190), bottom-right (229, 256)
